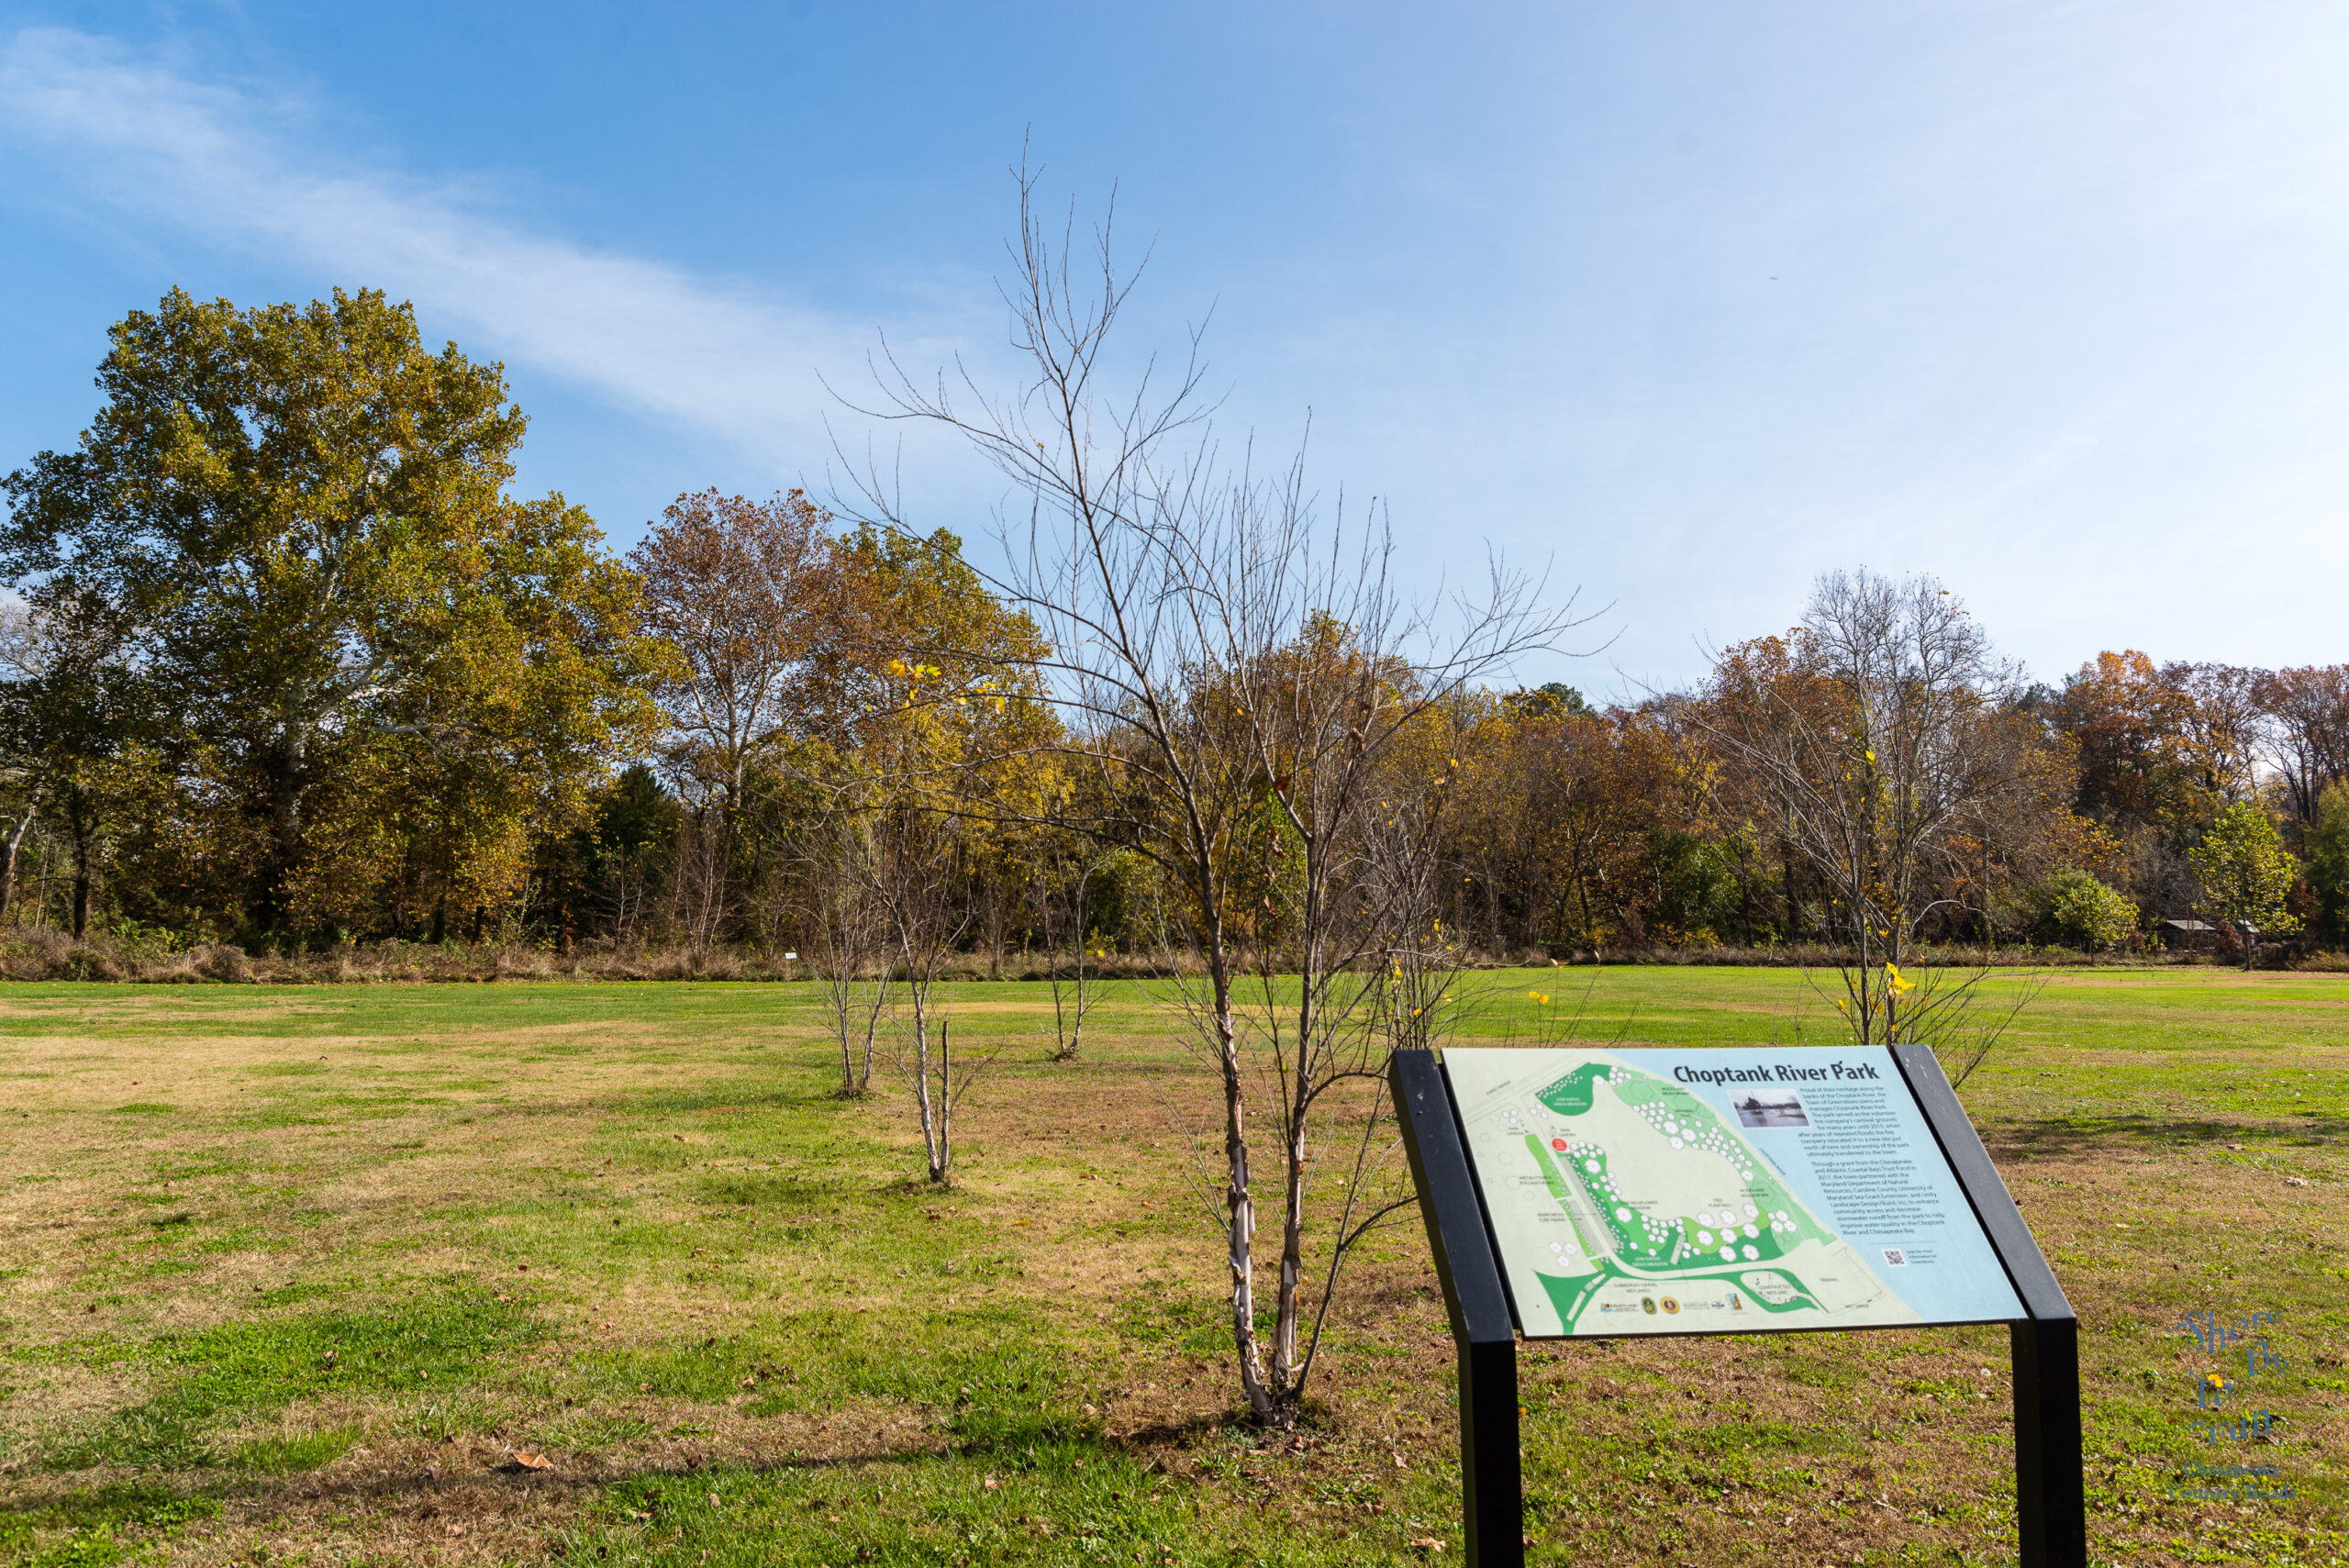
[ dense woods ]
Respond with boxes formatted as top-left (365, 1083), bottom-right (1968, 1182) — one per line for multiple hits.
top-left (3, 286), bottom-right (2344, 972)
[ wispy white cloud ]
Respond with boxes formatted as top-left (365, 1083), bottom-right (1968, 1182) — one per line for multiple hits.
top-left (0, 27), bottom-right (934, 459)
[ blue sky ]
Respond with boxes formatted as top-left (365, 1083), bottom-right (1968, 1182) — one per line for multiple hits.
top-left (3, 2), bottom-right (2346, 694)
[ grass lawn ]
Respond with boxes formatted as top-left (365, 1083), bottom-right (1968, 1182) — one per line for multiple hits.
top-left (0, 965), bottom-right (2342, 1567)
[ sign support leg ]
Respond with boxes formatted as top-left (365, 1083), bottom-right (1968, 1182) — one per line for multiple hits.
top-left (1457, 1329), bottom-right (1522, 1567)
top-left (1392, 1050), bottom-right (1525, 1566)
top-left (2010, 1316), bottom-right (2086, 1568)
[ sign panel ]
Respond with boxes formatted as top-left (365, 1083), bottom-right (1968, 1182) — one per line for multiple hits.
top-left (1442, 1046), bottom-right (2024, 1338)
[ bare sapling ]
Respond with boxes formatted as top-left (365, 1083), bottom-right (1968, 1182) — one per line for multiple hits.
top-left (840, 156), bottom-right (1588, 1420)
top-left (902, 1011), bottom-right (998, 1185)
top-left (807, 816), bottom-right (890, 1095)
top-left (863, 787), bottom-right (987, 1183)
top-left (1034, 840), bottom-right (1099, 1061)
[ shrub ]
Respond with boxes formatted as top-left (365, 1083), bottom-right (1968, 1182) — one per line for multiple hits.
top-left (2038, 869), bottom-right (2140, 952)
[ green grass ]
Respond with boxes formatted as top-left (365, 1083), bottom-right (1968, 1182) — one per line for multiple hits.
top-left (41, 1290), bottom-right (540, 1470)
top-left (0, 965), bottom-right (2342, 1566)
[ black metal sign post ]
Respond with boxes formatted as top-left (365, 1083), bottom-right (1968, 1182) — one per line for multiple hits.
top-left (1888, 1044), bottom-right (2087, 1568)
top-left (1390, 1046), bottom-right (2086, 1568)
top-left (1394, 1049), bottom-right (1524, 1568)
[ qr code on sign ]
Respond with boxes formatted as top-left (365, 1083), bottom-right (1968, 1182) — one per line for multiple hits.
top-left (1881, 1248), bottom-right (1909, 1267)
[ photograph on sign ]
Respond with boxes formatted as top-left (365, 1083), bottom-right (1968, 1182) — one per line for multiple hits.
top-left (1442, 1046), bottom-right (2024, 1338)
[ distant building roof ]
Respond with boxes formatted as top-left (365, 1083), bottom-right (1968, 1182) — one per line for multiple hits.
top-left (2164, 919), bottom-right (2214, 931)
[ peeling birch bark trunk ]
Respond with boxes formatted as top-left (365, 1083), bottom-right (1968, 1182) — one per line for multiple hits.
top-left (912, 985), bottom-right (941, 1182)
top-left (1272, 960), bottom-right (1318, 1396)
top-left (1215, 956), bottom-right (1275, 1424)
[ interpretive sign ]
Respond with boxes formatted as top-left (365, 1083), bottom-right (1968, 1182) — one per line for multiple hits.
top-left (1442, 1046), bottom-right (2024, 1337)
top-left (1391, 1043), bottom-right (2085, 1568)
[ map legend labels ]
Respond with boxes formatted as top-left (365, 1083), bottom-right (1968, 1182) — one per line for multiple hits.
top-left (1442, 1046), bottom-right (2026, 1338)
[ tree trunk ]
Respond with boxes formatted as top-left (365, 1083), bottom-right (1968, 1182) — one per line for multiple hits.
top-left (936, 1016), bottom-right (952, 1181)
top-left (1209, 932), bottom-right (1275, 1423)
top-left (260, 738), bottom-right (307, 931)
top-left (1271, 914), bottom-right (1320, 1404)
top-left (1274, 1097), bottom-right (1308, 1396)
top-left (70, 814), bottom-right (92, 940)
top-left (837, 1000), bottom-right (858, 1094)
top-left (0, 809), bottom-right (33, 926)
top-left (860, 995), bottom-right (879, 1092)
top-left (912, 993), bottom-right (936, 1171)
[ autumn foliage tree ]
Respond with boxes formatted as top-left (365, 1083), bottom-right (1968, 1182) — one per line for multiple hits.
top-left (2256, 666), bottom-right (2349, 828)
top-left (0, 287), bottom-right (664, 940)
top-left (1689, 571), bottom-right (2056, 1040)
top-left (630, 489), bottom-right (837, 824)
top-left (1447, 694), bottom-right (1674, 953)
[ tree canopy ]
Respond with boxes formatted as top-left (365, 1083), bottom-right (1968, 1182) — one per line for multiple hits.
top-left (0, 287), bottom-right (665, 937)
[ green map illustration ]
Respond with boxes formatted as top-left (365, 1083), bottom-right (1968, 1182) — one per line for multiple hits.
top-left (1444, 1051), bottom-right (1916, 1337)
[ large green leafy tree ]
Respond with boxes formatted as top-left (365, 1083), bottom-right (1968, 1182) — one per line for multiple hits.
top-left (0, 287), bottom-right (665, 938)
top-left (2188, 800), bottom-right (2301, 938)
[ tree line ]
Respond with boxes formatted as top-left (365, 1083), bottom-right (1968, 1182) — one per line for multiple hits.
top-left (2, 288), bottom-right (2343, 971)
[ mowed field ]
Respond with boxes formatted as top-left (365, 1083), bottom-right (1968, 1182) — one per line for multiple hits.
top-left (0, 967), bottom-right (2343, 1568)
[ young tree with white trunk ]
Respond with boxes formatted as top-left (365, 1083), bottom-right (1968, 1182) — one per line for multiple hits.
top-left (843, 165), bottom-right (1580, 1421)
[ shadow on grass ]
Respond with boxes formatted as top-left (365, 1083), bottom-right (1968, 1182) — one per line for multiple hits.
top-left (17, 1415), bottom-right (1232, 1524)
top-left (1987, 1111), bottom-right (2349, 1156)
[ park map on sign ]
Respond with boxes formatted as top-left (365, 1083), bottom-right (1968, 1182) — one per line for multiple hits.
top-left (1445, 1049), bottom-right (1928, 1337)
